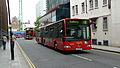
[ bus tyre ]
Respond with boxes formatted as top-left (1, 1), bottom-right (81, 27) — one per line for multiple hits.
top-left (43, 40), bottom-right (45, 45)
top-left (54, 43), bottom-right (58, 50)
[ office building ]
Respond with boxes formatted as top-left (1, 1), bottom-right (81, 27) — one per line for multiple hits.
top-left (70, 0), bottom-right (120, 47)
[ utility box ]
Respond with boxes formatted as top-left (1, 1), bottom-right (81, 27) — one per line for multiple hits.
top-left (103, 40), bottom-right (108, 46)
top-left (98, 42), bottom-right (102, 45)
top-left (92, 39), bottom-right (97, 45)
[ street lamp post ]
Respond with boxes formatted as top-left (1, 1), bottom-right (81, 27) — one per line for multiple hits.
top-left (7, 0), bottom-right (14, 60)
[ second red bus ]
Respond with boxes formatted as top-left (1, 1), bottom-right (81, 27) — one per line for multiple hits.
top-left (24, 27), bottom-right (35, 39)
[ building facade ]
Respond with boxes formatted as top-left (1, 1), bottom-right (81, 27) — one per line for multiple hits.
top-left (36, 0), bottom-right (47, 18)
top-left (46, 0), bottom-right (70, 11)
top-left (39, 0), bottom-right (70, 26)
top-left (70, 0), bottom-right (120, 47)
top-left (0, 0), bottom-right (8, 45)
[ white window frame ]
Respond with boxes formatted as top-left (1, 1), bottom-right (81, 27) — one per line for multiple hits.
top-left (81, 2), bottom-right (85, 13)
top-left (91, 18), bottom-right (98, 31)
top-left (103, 0), bottom-right (107, 7)
top-left (95, 0), bottom-right (98, 8)
top-left (103, 17), bottom-right (108, 30)
top-left (75, 5), bottom-right (78, 15)
top-left (89, 0), bottom-right (93, 9)
top-left (72, 6), bottom-right (75, 16)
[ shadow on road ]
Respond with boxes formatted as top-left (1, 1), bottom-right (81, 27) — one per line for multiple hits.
top-left (59, 50), bottom-right (91, 55)
top-left (39, 44), bottom-right (92, 55)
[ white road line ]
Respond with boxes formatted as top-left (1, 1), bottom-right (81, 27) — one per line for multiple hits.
top-left (72, 54), bottom-right (92, 62)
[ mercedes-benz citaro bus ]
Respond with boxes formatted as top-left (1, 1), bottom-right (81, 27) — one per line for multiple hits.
top-left (36, 18), bottom-right (92, 51)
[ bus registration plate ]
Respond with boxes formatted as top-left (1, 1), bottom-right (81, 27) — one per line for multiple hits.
top-left (76, 48), bottom-right (82, 50)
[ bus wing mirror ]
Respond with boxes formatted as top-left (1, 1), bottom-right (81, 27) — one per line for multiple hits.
top-left (90, 21), bottom-right (96, 25)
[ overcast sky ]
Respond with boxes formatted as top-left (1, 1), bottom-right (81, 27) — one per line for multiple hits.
top-left (9, 0), bottom-right (39, 26)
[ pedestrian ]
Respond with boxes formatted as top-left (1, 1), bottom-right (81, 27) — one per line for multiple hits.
top-left (2, 35), bottom-right (8, 50)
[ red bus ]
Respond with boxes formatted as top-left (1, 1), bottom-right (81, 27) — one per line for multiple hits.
top-left (36, 18), bottom-right (92, 51)
top-left (24, 27), bottom-right (35, 39)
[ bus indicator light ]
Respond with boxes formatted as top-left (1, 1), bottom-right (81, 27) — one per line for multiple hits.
top-left (76, 41), bottom-right (83, 45)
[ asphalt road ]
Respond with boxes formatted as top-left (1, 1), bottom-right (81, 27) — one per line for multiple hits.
top-left (17, 38), bottom-right (120, 68)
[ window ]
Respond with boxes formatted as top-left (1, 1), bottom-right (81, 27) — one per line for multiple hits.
top-left (91, 18), bottom-right (98, 31)
top-left (72, 6), bottom-right (75, 16)
top-left (81, 2), bottom-right (85, 13)
top-left (103, 17), bottom-right (108, 30)
top-left (108, 0), bottom-right (111, 9)
top-left (72, 5), bottom-right (78, 16)
top-left (95, 0), bottom-right (98, 8)
top-left (50, 21), bottom-right (63, 38)
top-left (75, 5), bottom-right (78, 15)
top-left (89, 0), bottom-right (93, 9)
top-left (103, 0), bottom-right (107, 6)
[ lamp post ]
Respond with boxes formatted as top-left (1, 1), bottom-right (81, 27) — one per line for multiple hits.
top-left (7, 0), bottom-right (14, 60)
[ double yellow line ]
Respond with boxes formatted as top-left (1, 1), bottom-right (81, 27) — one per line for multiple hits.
top-left (16, 42), bottom-right (36, 68)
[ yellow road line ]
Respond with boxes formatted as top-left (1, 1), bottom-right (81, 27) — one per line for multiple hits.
top-left (16, 41), bottom-right (36, 68)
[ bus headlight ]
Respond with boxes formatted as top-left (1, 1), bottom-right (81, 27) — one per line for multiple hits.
top-left (84, 41), bottom-right (88, 44)
top-left (64, 46), bottom-right (71, 48)
top-left (87, 45), bottom-right (91, 47)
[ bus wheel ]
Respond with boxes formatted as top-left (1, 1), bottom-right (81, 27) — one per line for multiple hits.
top-left (54, 43), bottom-right (58, 50)
top-left (43, 40), bottom-right (45, 45)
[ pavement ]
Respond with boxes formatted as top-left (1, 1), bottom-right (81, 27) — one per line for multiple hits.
top-left (92, 45), bottom-right (120, 53)
top-left (0, 41), bottom-right (120, 68)
top-left (0, 41), bottom-right (30, 68)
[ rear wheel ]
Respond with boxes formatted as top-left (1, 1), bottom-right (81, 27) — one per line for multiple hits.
top-left (43, 39), bottom-right (45, 45)
top-left (54, 43), bottom-right (58, 50)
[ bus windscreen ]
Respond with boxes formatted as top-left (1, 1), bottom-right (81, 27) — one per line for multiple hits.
top-left (66, 19), bottom-right (90, 41)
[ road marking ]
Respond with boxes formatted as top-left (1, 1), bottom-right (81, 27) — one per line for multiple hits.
top-left (16, 41), bottom-right (36, 68)
top-left (72, 54), bottom-right (92, 61)
top-left (113, 67), bottom-right (117, 68)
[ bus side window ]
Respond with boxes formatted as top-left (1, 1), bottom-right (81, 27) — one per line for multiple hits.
top-left (54, 26), bottom-right (59, 37)
top-left (58, 25), bottom-right (63, 37)
top-left (49, 27), bottom-right (54, 37)
top-left (59, 30), bottom-right (63, 37)
top-left (43, 28), bottom-right (48, 37)
top-left (66, 29), bottom-right (71, 36)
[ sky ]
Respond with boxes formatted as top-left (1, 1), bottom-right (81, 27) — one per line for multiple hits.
top-left (9, 0), bottom-right (39, 27)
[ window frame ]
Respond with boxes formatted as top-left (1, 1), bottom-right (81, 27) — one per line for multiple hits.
top-left (89, 0), bottom-right (93, 10)
top-left (103, 17), bottom-right (108, 30)
top-left (91, 18), bottom-right (98, 32)
top-left (95, 0), bottom-right (98, 9)
top-left (81, 2), bottom-right (85, 13)
top-left (72, 6), bottom-right (75, 16)
top-left (103, 0), bottom-right (107, 7)
top-left (75, 5), bottom-right (78, 15)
